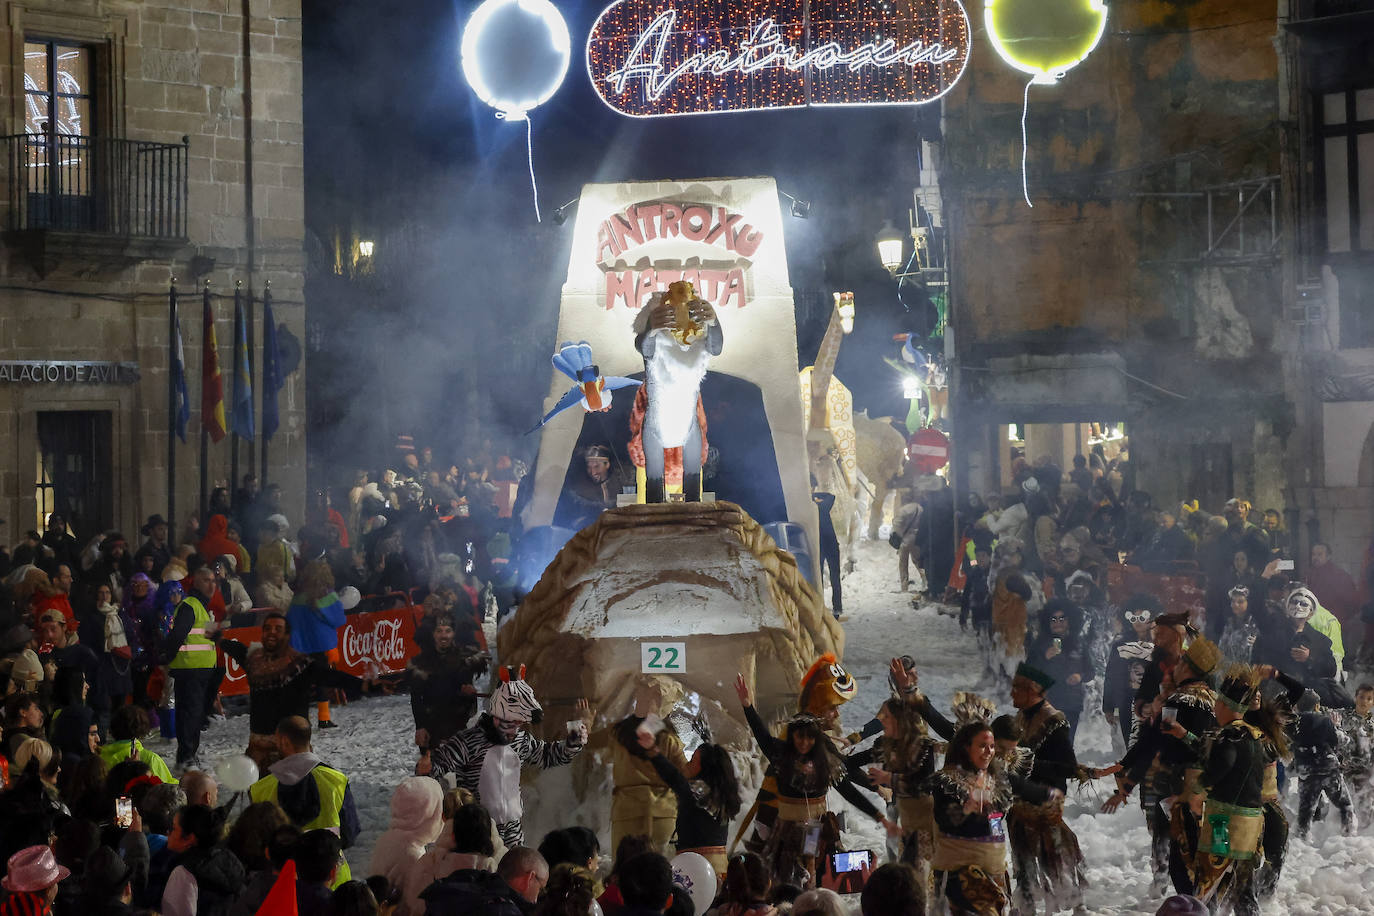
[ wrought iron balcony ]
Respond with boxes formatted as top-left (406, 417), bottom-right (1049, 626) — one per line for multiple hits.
top-left (4, 133), bottom-right (188, 238)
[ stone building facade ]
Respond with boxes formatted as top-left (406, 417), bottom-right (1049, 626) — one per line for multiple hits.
top-left (0, 0), bottom-right (306, 546)
top-left (930, 0), bottom-right (1371, 575)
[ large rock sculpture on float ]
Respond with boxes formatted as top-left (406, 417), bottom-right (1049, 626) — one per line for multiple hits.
top-left (498, 501), bottom-right (842, 783)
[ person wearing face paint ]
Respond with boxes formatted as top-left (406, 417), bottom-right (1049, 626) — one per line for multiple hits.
top-left (733, 672), bottom-right (899, 891)
top-left (419, 665), bottom-right (588, 847)
top-left (214, 612), bottom-right (362, 769)
top-left (1256, 587), bottom-right (1344, 707)
top-left (928, 720), bottom-right (1053, 916)
top-left (1103, 597), bottom-right (1157, 748)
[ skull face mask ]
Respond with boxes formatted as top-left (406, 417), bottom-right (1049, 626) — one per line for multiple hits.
top-left (1285, 587), bottom-right (1317, 621)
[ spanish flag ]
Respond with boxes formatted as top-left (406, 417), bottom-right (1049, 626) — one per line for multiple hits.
top-left (202, 283), bottom-right (227, 443)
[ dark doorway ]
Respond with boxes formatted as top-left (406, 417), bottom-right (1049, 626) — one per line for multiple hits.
top-left (36, 410), bottom-right (112, 541)
top-left (1187, 443), bottom-right (1233, 513)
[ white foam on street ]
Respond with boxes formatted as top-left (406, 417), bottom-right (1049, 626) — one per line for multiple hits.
top-left (158, 538), bottom-right (1374, 913)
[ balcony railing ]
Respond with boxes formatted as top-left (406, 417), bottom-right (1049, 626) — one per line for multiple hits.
top-left (4, 133), bottom-right (188, 239)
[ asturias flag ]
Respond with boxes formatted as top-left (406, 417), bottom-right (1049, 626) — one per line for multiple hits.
top-left (231, 289), bottom-right (255, 441)
top-left (201, 285), bottom-right (227, 443)
top-left (171, 295), bottom-right (190, 443)
top-left (261, 286), bottom-right (281, 441)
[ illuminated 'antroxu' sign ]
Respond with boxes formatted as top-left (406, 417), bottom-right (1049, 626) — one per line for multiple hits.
top-left (587, 0), bottom-right (971, 118)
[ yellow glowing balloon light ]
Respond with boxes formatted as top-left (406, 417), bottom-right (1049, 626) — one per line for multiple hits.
top-left (984, 0), bottom-right (1108, 85)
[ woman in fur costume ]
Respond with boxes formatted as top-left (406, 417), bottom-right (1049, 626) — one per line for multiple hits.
top-left (987, 538), bottom-right (1041, 686)
top-left (928, 720), bottom-right (1053, 915)
top-left (734, 673), bottom-right (898, 889)
top-left (850, 658), bottom-right (944, 908)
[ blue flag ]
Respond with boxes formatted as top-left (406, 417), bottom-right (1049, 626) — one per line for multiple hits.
top-left (261, 287), bottom-right (281, 441)
top-left (171, 305), bottom-right (190, 443)
top-left (231, 291), bottom-right (255, 440)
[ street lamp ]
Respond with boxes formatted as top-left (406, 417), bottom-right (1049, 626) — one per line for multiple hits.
top-left (876, 220), bottom-right (904, 274)
top-left (358, 240), bottom-right (375, 258)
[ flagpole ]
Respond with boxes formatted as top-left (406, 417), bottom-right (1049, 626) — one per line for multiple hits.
top-left (168, 279), bottom-right (178, 529)
top-left (200, 279), bottom-right (211, 523)
top-left (261, 280), bottom-right (271, 488)
top-left (230, 281), bottom-right (242, 498)
top-left (246, 284), bottom-right (256, 478)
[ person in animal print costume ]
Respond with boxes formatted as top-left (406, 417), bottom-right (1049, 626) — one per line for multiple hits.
top-left (419, 665), bottom-right (589, 846)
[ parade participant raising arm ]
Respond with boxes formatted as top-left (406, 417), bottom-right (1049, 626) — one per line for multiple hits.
top-left (634, 711), bottom-right (742, 879)
top-left (214, 612), bottom-right (361, 769)
top-left (850, 657), bottom-right (944, 905)
top-left (733, 672), bottom-right (899, 891)
top-left (420, 665), bottom-right (588, 847)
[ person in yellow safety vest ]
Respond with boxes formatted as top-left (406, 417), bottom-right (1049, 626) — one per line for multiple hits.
top-left (160, 565), bottom-right (221, 772)
top-left (249, 715), bottom-right (360, 888)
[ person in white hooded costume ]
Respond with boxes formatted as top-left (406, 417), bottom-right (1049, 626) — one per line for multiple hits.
top-left (366, 776), bottom-right (445, 893)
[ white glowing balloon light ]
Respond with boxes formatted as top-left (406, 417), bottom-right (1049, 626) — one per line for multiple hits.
top-left (460, 0), bottom-right (571, 122)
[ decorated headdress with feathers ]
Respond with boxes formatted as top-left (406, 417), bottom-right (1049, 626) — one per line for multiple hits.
top-left (951, 692), bottom-right (997, 728)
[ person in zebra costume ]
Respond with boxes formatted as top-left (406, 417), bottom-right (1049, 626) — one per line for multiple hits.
top-left (419, 665), bottom-right (589, 846)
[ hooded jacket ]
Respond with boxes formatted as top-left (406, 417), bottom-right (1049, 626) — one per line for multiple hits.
top-left (161, 846), bottom-right (245, 916)
top-left (366, 777), bottom-right (445, 891)
top-left (251, 752), bottom-right (360, 851)
top-left (285, 592), bottom-right (346, 655)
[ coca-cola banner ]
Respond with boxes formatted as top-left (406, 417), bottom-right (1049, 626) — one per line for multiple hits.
top-left (219, 607), bottom-right (422, 698)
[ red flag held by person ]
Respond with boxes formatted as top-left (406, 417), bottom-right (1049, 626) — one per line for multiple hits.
top-left (254, 860), bottom-right (297, 916)
top-left (202, 284), bottom-right (227, 443)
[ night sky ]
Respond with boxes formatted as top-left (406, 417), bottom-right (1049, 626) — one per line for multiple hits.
top-left (302, 0), bottom-right (941, 465)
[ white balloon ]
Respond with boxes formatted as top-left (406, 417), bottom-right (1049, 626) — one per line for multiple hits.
top-left (215, 754), bottom-right (260, 793)
top-left (670, 851), bottom-right (717, 916)
top-left (460, 0), bottom-right (571, 120)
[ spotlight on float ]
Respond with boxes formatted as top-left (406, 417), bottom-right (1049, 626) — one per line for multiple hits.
top-left (460, 0), bottom-right (571, 120)
top-left (779, 191), bottom-right (811, 220)
top-left (550, 197), bottom-right (579, 226)
top-left (876, 220), bottom-right (904, 275)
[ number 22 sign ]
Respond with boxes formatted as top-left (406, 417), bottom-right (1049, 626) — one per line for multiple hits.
top-left (641, 641), bottom-right (686, 674)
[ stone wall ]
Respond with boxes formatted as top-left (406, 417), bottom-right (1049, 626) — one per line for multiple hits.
top-left (943, 0), bottom-right (1287, 517)
top-left (0, 0), bottom-right (306, 542)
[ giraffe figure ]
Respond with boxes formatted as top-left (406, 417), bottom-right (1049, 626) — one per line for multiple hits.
top-left (853, 409), bottom-right (910, 540)
top-left (799, 293), bottom-right (859, 564)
